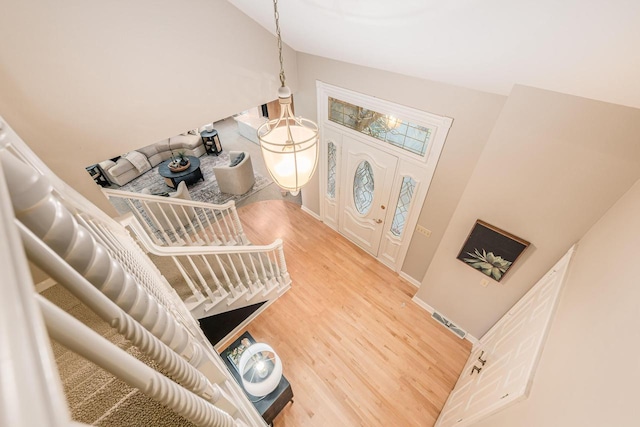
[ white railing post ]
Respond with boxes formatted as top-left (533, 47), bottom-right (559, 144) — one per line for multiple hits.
top-left (275, 239), bottom-right (291, 287)
top-left (231, 207), bottom-right (249, 245)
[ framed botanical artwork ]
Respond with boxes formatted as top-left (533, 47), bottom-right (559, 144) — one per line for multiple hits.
top-left (457, 220), bottom-right (529, 282)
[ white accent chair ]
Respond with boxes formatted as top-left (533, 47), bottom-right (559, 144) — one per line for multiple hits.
top-left (212, 151), bottom-right (255, 195)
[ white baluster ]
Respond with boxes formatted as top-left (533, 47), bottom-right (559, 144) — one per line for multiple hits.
top-left (38, 296), bottom-right (238, 427)
top-left (172, 256), bottom-right (205, 302)
top-left (210, 211), bottom-right (229, 245)
top-left (185, 255), bottom-right (217, 301)
top-left (230, 205), bottom-right (249, 245)
top-left (202, 209), bottom-right (223, 245)
top-left (125, 198), bottom-right (164, 245)
top-left (200, 255), bottom-right (227, 300)
top-left (141, 200), bottom-right (177, 245)
top-left (246, 253), bottom-right (264, 292)
top-left (169, 204), bottom-right (195, 245)
top-left (220, 211), bottom-right (236, 245)
top-left (191, 207), bottom-right (212, 245)
top-left (265, 251), bottom-right (278, 289)
top-left (236, 253), bottom-right (256, 297)
top-left (256, 252), bottom-right (272, 290)
top-left (215, 254), bottom-right (237, 298)
top-left (226, 254), bottom-right (244, 291)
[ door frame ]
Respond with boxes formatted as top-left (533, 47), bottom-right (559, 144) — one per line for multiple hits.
top-left (316, 81), bottom-right (453, 272)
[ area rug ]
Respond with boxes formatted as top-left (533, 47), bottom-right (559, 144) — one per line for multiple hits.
top-left (117, 153), bottom-right (271, 205)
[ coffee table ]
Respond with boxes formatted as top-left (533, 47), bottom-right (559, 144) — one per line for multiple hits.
top-left (158, 156), bottom-right (204, 188)
top-left (220, 331), bottom-right (293, 426)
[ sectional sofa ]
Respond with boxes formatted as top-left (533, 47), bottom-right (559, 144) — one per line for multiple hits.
top-left (99, 133), bottom-right (206, 186)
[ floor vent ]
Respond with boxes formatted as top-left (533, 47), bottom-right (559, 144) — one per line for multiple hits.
top-left (432, 311), bottom-right (467, 339)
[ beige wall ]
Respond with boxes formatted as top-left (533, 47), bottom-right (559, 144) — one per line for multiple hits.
top-left (0, 0), bottom-right (296, 213)
top-left (417, 85), bottom-right (640, 338)
top-left (295, 53), bottom-right (506, 281)
top-left (472, 176), bottom-right (640, 427)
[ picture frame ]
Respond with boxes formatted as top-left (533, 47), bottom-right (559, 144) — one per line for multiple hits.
top-left (457, 220), bottom-right (530, 282)
top-left (225, 335), bottom-right (254, 373)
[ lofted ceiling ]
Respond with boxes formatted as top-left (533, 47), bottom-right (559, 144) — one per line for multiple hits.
top-left (228, 0), bottom-right (640, 109)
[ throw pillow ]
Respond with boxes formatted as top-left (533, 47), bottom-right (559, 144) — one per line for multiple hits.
top-left (229, 152), bottom-right (245, 167)
top-left (140, 187), bottom-right (169, 197)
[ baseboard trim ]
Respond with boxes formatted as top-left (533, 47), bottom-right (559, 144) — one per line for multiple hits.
top-left (399, 271), bottom-right (421, 288)
top-left (411, 295), bottom-right (435, 313)
top-left (213, 286), bottom-right (291, 352)
top-left (411, 295), bottom-right (479, 346)
top-left (35, 278), bottom-right (56, 293)
top-left (300, 205), bottom-right (322, 221)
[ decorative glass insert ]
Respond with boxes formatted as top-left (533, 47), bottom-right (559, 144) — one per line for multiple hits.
top-left (353, 161), bottom-right (374, 215)
top-left (329, 97), bottom-right (431, 156)
top-left (390, 176), bottom-right (416, 237)
top-left (327, 142), bottom-right (337, 199)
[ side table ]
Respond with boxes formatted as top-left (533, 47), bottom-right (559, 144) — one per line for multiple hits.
top-left (201, 129), bottom-right (223, 156)
top-left (85, 164), bottom-right (109, 187)
top-left (220, 332), bottom-right (293, 426)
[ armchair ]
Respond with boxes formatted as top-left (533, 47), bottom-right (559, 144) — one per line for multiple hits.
top-left (212, 151), bottom-right (255, 195)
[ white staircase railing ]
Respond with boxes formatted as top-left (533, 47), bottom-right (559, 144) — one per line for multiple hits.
top-left (123, 215), bottom-right (292, 319)
top-left (0, 153), bottom-right (70, 427)
top-left (38, 295), bottom-right (239, 427)
top-left (103, 187), bottom-right (249, 247)
top-left (0, 116), bottom-right (267, 427)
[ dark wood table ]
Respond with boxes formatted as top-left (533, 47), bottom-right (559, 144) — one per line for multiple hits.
top-left (220, 331), bottom-right (293, 426)
top-left (158, 156), bottom-right (204, 188)
top-left (85, 163), bottom-right (109, 187)
top-left (201, 129), bottom-right (223, 156)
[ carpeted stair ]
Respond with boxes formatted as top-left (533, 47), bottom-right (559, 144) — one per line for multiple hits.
top-left (43, 284), bottom-right (198, 427)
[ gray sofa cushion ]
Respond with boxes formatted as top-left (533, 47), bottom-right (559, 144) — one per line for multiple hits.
top-left (229, 152), bottom-right (245, 167)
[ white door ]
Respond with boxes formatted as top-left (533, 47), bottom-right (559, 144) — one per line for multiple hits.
top-left (436, 246), bottom-right (575, 427)
top-left (339, 135), bottom-right (398, 256)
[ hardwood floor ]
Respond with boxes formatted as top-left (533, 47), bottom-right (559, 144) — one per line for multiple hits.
top-left (231, 200), bottom-right (471, 427)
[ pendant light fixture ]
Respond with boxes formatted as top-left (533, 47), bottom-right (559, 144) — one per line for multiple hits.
top-left (257, 0), bottom-right (319, 196)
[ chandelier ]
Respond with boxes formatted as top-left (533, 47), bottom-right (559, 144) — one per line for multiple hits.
top-left (257, 0), bottom-right (319, 196)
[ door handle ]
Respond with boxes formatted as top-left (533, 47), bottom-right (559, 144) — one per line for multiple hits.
top-left (478, 351), bottom-right (487, 366)
top-left (375, 219), bottom-right (382, 224)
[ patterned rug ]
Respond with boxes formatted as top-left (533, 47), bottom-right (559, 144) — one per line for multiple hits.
top-left (117, 153), bottom-right (271, 205)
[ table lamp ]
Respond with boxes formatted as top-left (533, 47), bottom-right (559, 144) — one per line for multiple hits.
top-left (238, 343), bottom-right (282, 397)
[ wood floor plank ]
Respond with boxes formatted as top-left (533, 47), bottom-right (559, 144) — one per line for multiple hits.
top-left (231, 200), bottom-right (472, 427)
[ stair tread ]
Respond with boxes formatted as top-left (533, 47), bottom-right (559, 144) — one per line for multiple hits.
top-left (95, 390), bottom-right (198, 427)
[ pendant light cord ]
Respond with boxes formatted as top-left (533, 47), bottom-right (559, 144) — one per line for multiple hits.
top-left (273, 0), bottom-right (286, 87)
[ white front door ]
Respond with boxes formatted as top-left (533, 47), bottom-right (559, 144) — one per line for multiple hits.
top-left (435, 247), bottom-right (575, 427)
top-left (339, 135), bottom-right (398, 256)
top-left (317, 82), bottom-right (453, 272)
